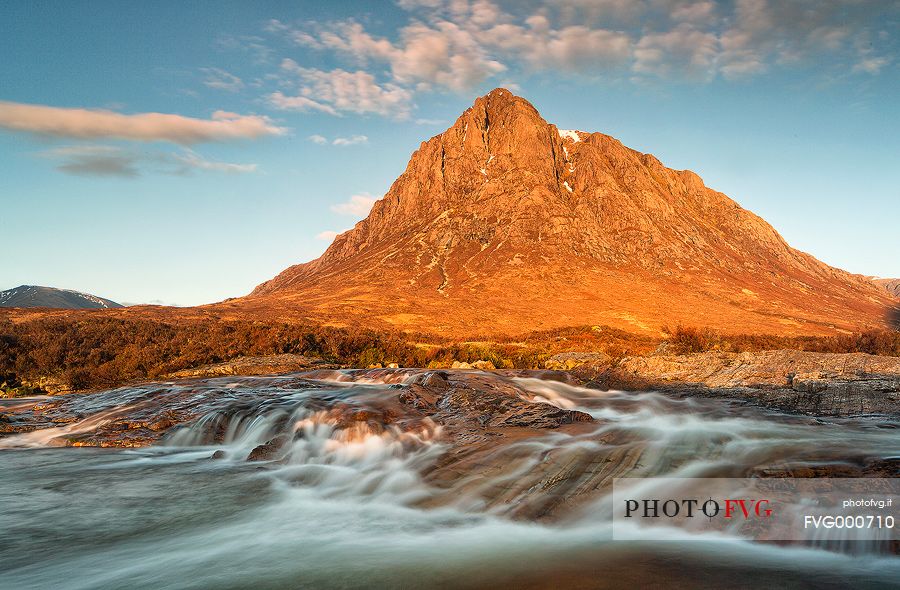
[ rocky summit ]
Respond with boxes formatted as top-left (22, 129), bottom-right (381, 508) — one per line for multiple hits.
top-left (243, 88), bottom-right (892, 337)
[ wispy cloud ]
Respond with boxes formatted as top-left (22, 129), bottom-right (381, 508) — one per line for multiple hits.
top-left (633, 25), bottom-right (718, 80)
top-left (330, 192), bottom-right (378, 216)
top-left (852, 56), bottom-right (890, 74)
top-left (307, 134), bottom-right (368, 146)
top-left (215, 34), bottom-right (274, 65)
top-left (45, 145), bottom-right (141, 178)
top-left (0, 101), bottom-right (285, 144)
top-left (332, 135), bottom-right (368, 146)
top-left (39, 145), bottom-right (258, 178)
top-left (172, 149), bottom-right (258, 174)
top-left (201, 67), bottom-right (245, 92)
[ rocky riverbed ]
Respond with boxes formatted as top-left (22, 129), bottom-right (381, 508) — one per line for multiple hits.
top-left (163, 349), bottom-right (900, 417)
top-left (1, 367), bottom-right (898, 588)
top-left (2, 367), bottom-right (897, 483)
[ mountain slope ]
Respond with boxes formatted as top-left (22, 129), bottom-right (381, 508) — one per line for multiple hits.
top-left (0, 285), bottom-right (122, 309)
top-left (244, 88), bottom-right (892, 336)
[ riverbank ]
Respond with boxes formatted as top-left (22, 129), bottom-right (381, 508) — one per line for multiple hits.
top-left (3, 309), bottom-right (898, 396)
top-left (561, 349), bottom-right (900, 417)
top-left (165, 350), bottom-right (900, 418)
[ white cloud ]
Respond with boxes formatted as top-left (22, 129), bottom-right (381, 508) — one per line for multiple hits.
top-left (551, 0), bottom-right (646, 24)
top-left (852, 56), bottom-right (890, 74)
top-left (330, 192), bottom-right (379, 216)
top-left (201, 67), bottom-right (245, 92)
top-left (260, 0), bottom-right (895, 104)
top-left (308, 134), bottom-right (369, 146)
top-left (172, 150), bottom-right (258, 174)
top-left (266, 19), bottom-right (326, 48)
top-left (669, 1), bottom-right (717, 24)
top-left (389, 21), bottom-right (507, 91)
top-left (716, 0), bottom-right (888, 79)
top-left (271, 62), bottom-right (413, 118)
top-left (0, 101), bottom-right (284, 144)
top-left (474, 18), bottom-right (631, 74)
top-left (274, 18), bottom-right (506, 92)
top-left (332, 135), bottom-right (368, 146)
top-left (315, 21), bottom-right (397, 63)
top-left (270, 92), bottom-right (338, 115)
top-left (469, 0), bottom-right (505, 27)
top-left (634, 26), bottom-right (718, 79)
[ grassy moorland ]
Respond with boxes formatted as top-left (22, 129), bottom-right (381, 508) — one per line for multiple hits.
top-left (0, 314), bottom-right (897, 395)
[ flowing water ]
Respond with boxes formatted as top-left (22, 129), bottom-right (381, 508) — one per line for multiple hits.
top-left (1, 372), bottom-right (898, 589)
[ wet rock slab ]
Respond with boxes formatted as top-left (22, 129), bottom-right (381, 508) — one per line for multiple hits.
top-left (401, 371), bottom-right (593, 428)
top-left (0, 370), bottom-right (594, 452)
top-left (167, 354), bottom-right (337, 379)
top-left (568, 350), bottom-right (900, 417)
top-left (0, 375), bottom-right (330, 447)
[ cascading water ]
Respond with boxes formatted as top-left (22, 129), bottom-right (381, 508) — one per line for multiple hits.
top-left (0, 370), bottom-right (897, 589)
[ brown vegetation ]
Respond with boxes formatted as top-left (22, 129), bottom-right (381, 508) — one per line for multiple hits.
top-left (663, 324), bottom-right (900, 356)
top-left (1, 312), bottom-right (896, 396)
top-left (0, 316), bottom-right (655, 393)
top-left (0, 317), bottom-right (406, 392)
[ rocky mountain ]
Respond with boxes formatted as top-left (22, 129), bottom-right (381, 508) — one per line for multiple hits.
top-left (0, 285), bottom-right (122, 309)
top-left (244, 88), bottom-right (892, 337)
top-left (874, 278), bottom-right (900, 298)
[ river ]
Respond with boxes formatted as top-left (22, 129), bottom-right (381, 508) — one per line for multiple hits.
top-left (1, 371), bottom-right (897, 589)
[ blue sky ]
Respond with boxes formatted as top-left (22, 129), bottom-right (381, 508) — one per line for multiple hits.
top-left (1, 0), bottom-right (898, 305)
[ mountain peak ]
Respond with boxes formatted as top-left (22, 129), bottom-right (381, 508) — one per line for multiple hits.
top-left (475, 86), bottom-right (539, 112)
top-left (443, 86), bottom-right (553, 168)
top-left (479, 86), bottom-right (526, 106)
top-left (247, 90), bottom-right (892, 337)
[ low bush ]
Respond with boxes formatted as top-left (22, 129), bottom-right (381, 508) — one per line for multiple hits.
top-left (663, 325), bottom-right (900, 357)
top-left (1, 314), bottom-right (894, 393)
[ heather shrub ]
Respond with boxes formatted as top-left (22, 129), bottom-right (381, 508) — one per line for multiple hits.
top-left (1, 314), bottom-right (895, 393)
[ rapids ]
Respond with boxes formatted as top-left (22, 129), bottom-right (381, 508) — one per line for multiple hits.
top-left (0, 370), bottom-right (897, 589)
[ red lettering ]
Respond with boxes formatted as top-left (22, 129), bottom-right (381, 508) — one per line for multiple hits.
top-left (724, 499), bottom-right (751, 519)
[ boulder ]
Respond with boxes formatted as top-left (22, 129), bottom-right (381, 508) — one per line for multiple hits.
top-left (471, 360), bottom-right (496, 370)
top-left (246, 434), bottom-right (290, 462)
top-left (436, 385), bottom-right (593, 429)
top-left (544, 352), bottom-right (611, 371)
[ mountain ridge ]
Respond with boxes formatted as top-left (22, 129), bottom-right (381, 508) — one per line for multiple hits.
top-left (874, 278), bottom-right (900, 298)
top-left (242, 88), bottom-right (892, 336)
top-left (0, 285), bottom-right (122, 310)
